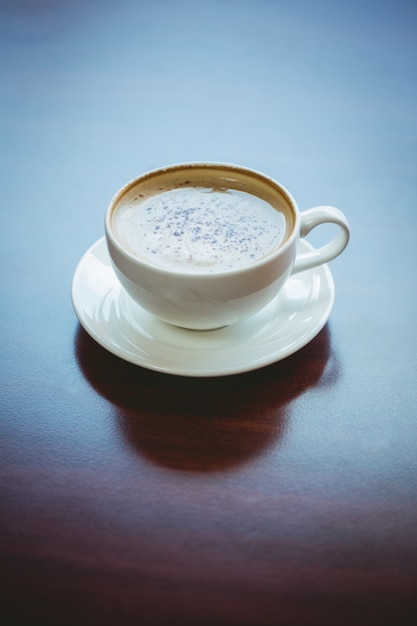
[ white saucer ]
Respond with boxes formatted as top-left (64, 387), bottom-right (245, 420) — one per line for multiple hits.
top-left (71, 237), bottom-right (335, 377)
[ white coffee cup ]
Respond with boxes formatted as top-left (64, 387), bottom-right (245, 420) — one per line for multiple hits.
top-left (105, 163), bottom-right (349, 330)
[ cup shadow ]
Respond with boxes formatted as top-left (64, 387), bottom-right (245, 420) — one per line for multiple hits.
top-left (75, 324), bottom-right (339, 473)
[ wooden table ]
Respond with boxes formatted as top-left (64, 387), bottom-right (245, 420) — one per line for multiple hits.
top-left (1, 2), bottom-right (416, 624)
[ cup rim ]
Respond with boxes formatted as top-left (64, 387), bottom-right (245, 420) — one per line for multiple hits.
top-left (105, 162), bottom-right (300, 278)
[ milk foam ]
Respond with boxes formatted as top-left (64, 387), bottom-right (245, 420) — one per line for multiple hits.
top-left (114, 186), bottom-right (287, 273)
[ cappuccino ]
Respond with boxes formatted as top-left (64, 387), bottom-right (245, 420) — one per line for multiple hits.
top-left (105, 163), bottom-right (349, 329)
top-left (112, 184), bottom-right (290, 273)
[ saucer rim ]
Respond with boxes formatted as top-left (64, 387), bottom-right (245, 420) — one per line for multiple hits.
top-left (71, 237), bottom-right (335, 377)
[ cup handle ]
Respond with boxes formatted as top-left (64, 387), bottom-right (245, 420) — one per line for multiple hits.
top-left (292, 205), bottom-right (350, 274)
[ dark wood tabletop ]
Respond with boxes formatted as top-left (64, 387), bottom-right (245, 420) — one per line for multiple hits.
top-left (1, 1), bottom-right (417, 625)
